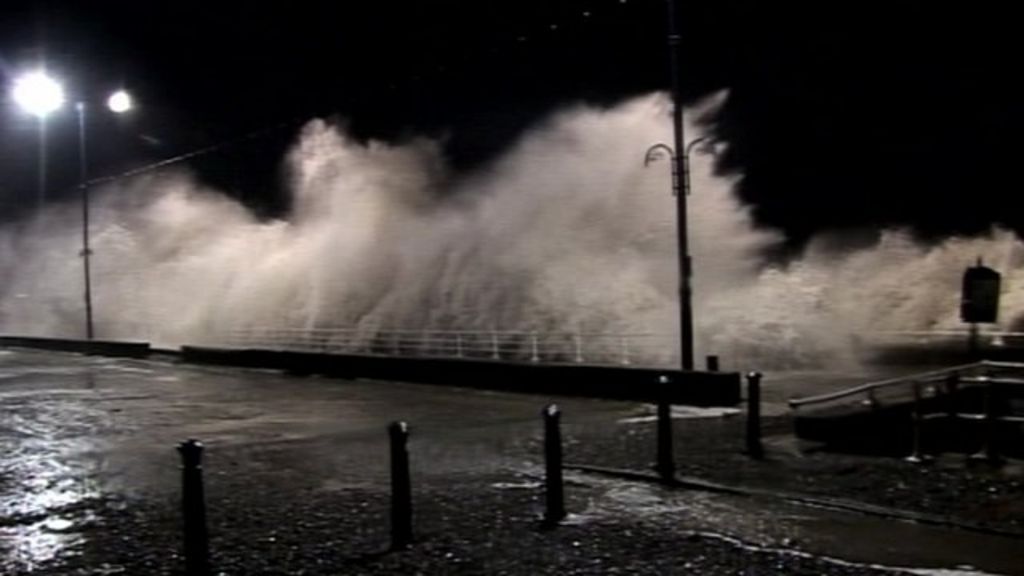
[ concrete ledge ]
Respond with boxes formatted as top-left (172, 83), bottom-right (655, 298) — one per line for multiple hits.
top-left (180, 346), bottom-right (741, 406)
top-left (0, 335), bottom-right (151, 358)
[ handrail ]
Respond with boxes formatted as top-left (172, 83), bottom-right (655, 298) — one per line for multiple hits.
top-left (788, 360), bottom-right (1024, 409)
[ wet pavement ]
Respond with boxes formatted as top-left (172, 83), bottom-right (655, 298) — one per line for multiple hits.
top-left (0, 348), bottom-right (1021, 574)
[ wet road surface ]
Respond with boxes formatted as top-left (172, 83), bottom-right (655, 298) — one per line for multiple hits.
top-left (0, 348), bottom-right (1020, 574)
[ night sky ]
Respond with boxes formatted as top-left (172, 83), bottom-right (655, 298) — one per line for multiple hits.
top-left (0, 1), bottom-right (1020, 248)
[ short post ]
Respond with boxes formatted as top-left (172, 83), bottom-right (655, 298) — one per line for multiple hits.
top-left (971, 382), bottom-right (1004, 465)
top-left (865, 387), bottom-right (879, 409)
top-left (968, 322), bottom-right (980, 359)
top-left (745, 372), bottom-right (763, 459)
top-left (531, 331), bottom-right (540, 363)
top-left (945, 373), bottom-right (959, 445)
top-left (705, 355), bottom-right (720, 372)
top-left (456, 333), bottom-right (464, 357)
top-left (655, 375), bottom-right (676, 483)
top-left (573, 332), bottom-right (583, 363)
top-left (389, 421), bottom-right (413, 549)
top-left (491, 331), bottom-right (500, 359)
top-left (945, 373), bottom-right (960, 418)
top-left (542, 404), bottom-right (566, 526)
top-left (178, 439), bottom-right (210, 576)
top-left (905, 381), bottom-right (928, 463)
top-left (620, 336), bottom-right (631, 365)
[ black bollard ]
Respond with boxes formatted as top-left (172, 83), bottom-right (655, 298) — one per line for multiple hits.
top-left (705, 355), bottom-right (720, 372)
top-left (178, 439), bottom-right (210, 576)
top-left (905, 381), bottom-right (928, 463)
top-left (655, 375), bottom-right (676, 483)
top-left (542, 404), bottom-right (566, 526)
top-left (745, 372), bottom-right (764, 459)
top-left (945, 374), bottom-right (960, 417)
top-left (389, 421), bottom-right (413, 549)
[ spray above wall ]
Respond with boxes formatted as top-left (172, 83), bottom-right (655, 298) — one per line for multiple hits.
top-left (0, 92), bottom-right (1019, 370)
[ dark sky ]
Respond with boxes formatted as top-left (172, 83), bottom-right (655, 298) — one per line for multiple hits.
top-left (0, 0), bottom-right (1020, 247)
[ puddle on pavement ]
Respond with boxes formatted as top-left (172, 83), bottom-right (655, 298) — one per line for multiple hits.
top-left (0, 398), bottom-right (106, 572)
top-left (0, 513), bottom-right (94, 572)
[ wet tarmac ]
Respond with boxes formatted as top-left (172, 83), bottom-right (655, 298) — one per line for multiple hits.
top-left (0, 348), bottom-right (1020, 574)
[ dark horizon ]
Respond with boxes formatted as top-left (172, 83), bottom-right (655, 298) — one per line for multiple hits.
top-left (1, 0), bottom-right (1020, 249)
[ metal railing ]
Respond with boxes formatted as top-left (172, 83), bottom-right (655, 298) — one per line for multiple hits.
top-left (789, 360), bottom-right (1024, 461)
top-left (786, 361), bottom-right (1007, 410)
top-left (223, 327), bottom-right (678, 368)
top-left (866, 330), bottom-right (1024, 347)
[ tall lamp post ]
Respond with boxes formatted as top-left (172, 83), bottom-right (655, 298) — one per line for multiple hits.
top-left (649, 0), bottom-right (696, 371)
top-left (645, 136), bottom-right (715, 371)
top-left (645, 1), bottom-right (720, 372)
top-left (12, 71), bottom-right (133, 340)
top-left (75, 90), bottom-right (133, 341)
top-left (75, 102), bottom-right (95, 340)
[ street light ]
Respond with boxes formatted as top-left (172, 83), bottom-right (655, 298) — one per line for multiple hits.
top-left (11, 72), bottom-right (65, 117)
top-left (11, 71), bottom-right (65, 211)
top-left (644, 135), bottom-right (717, 372)
top-left (10, 71), bottom-right (133, 341)
top-left (639, 0), bottom-right (710, 372)
top-left (107, 90), bottom-right (133, 114)
top-left (77, 90), bottom-right (134, 340)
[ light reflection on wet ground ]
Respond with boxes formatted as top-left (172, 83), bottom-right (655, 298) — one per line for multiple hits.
top-left (0, 420), bottom-right (105, 571)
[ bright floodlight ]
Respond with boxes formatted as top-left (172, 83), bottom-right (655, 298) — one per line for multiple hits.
top-left (107, 90), bottom-right (132, 113)
top-left (12, 72), bottom-right (65, 118)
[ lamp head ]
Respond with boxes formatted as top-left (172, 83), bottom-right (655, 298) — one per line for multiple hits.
top-left (12, 71), bottom-right (65, 118)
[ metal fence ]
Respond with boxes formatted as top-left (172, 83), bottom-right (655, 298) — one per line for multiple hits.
top-left (223, 327), bottom-right (678, 368)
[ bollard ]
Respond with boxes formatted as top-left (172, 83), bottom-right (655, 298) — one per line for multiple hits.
top-left (389, 421), bottom-right (413, 549)
top-left (865, 387), bottom-right (880, 410)
top-left (542, 404), bottom-right (566, 526)
top-left (970, 383), bottom-right (1004, 465)
top-left (944, 373), bottom-right (960, 450)
top-left (745, 372), bottom-right (764, 459)
top-left (706, 355), bottom-right (720, 372)
top-left (655, 375), bottom-right (676, 483)
top-left (945, 373), bottom-right (959, 419)
top-left (905, 381), bottom-right (929, 463)
top-left (178, 439), bottom-right (210, 576)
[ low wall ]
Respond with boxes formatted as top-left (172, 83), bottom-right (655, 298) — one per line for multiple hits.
top-left (181, 346), bottom-right (741, 406)
top-left (0, 335), bottom-right (740, 405)
top-left (0, 335), bottom-right (151, 358)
